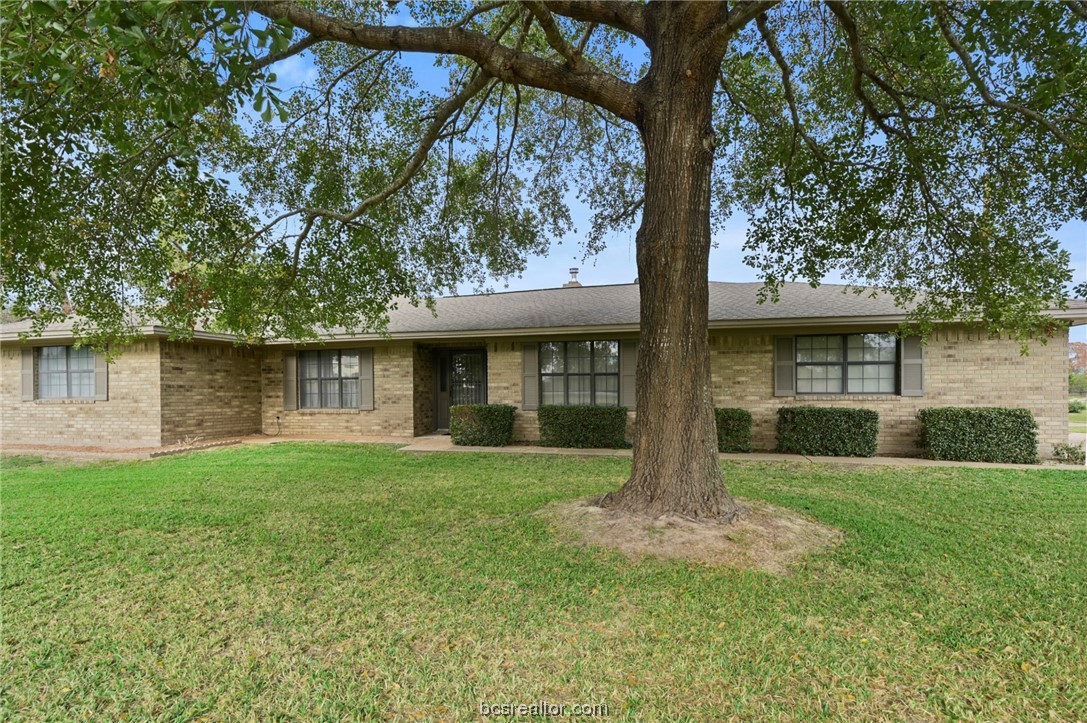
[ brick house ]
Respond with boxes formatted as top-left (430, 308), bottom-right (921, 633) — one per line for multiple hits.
top-left (3, 281), bottom-right (1085, 457)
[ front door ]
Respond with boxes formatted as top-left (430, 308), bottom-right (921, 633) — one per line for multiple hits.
top-left (434, 349), bottom-right (487, 431)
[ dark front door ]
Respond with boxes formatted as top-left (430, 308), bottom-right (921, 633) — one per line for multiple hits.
top-left (434, 349), bottom-right (487, 431)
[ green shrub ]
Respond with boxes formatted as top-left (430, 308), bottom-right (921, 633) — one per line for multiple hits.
top-left (537, 405), bottom-right (628, 448)
top-left (777, 406), bottom-right (879, 457)
top-left (1070, 399), bottom-right (1086, 414)
top-left (449, 404), bottom-right (516, 447)
top-left (715, 408), bottom-right (753, 452)
top-left (1052, 443), bottom-right (1086, 466)
top-left (917, 407), bottom-right (1038, 464)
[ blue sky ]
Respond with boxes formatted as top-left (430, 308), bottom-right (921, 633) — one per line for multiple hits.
top-left (269, 43), bottom-right (1087, 343)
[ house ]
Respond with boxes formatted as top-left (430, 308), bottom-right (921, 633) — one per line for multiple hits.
top-left (3, 279), bottom-right (1084, 457)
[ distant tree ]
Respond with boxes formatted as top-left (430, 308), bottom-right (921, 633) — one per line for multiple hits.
top-left (1071, 342), bottom-right (1087, 394)
top-left (3, 1), bottom-right (1084, 518)
top-left (1071, 342), bottom-right (1087, 375)
top-left (1071, 372), bottom-right (1087, 396)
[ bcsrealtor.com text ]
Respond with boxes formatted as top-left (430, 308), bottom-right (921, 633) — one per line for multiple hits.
top-left (479, 701), bottom-right (610, 717)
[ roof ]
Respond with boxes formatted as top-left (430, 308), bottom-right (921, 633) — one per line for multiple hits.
top-left (3, 282), bottom-right (1086, 343)
top-left (312, 281), bottom-right (1087, 340)
top-left (373, 282), bottom-right (908, 335)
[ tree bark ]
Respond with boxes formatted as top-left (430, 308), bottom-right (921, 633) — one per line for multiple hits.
top-left (600, 4), bottom-right (740, 520)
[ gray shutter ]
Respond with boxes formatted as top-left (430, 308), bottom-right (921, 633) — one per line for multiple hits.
top-left (358, 348), bottom-right (374, 410)
top-left (900, 335), bottom-right (924, 397)
top-left (93, 351), bottom-right (108, 401)
top-left (521, 342), bottom-right (539, 411)
top-left (619, 339), bottom-right (638, 410)
top-left (773, 337), bottom-right (795, 396)
top-left (283, 352), bottom-right (298, 410)
top-left (20, 347), bottom-right (34, 401)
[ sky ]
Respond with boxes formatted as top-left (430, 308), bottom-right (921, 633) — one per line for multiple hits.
top-left (268, 37), bottom-right (1087, 344)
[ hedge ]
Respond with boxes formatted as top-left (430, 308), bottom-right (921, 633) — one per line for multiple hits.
top-left (917, 407), bottom-right (1038, 464)
top-left (777, 406), bottom-right (879, 457)
top-left (537, 405), bottom-right (628, 448)
top-left (715, 408), bottom-right (753, 453)
top-left (1052, 443), bottom-right (1085, 466)
top-left (449, 404), bottom-right (516, 447)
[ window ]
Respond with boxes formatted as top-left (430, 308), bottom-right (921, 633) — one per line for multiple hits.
top-left (539, 341), bottom-right (619, 406)
top-left (299, 349), bottom-right (360, 409)
top-left (38, 346), bottom-right (95, 399)
top-left (796, 334), bottom-right (897, 394)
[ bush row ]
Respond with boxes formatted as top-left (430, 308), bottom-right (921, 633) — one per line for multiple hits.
top-left (777, 407), bottom-right (880, 457)
top-left (715, 408), bottom-right (753, 453)
top-left (537, 405), bottom-right (629, 448)
top-left (449, 404), bottom-right (516, 446)
top-left (451, 403), bottom-right (1043, 464)
top-left (917, 407), bottom-right (1038, 464)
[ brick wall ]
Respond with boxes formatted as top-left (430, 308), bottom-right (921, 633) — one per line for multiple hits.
top-left (1, 339), bottom-right (163, 448)
top-left (486, 339), bottom-right (638, 443)
top-left (261, 343), bottom-right (416, 437)
top-left (708, 325), bottom-right (1069, 457)
top-left (412, 346), bottom-right (435, 436)
top-left (159, 341), bottom-right (263, 445)
top-left (3, 324), bottom-right (1071, 456)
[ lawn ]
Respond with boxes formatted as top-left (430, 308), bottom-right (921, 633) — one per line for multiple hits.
top-left (3, 444), bottom-right (1085, 720)
top-left (1070, 409), bottom-right (1087, 434)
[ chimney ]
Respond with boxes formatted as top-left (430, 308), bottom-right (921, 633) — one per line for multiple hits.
top-left (562, 267), bottom-right (582, 288)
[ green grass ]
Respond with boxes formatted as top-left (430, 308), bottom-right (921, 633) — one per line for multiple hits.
top-left (3, 444), bottom-right (1086, 720)
top-left (1, 454), bottom-right (57, 470)
top-left (1070, 410), bottom-right (1087, 433)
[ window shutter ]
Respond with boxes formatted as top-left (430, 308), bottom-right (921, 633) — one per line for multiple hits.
top-left (20, 347), bottom-right (34, 401)
top-left (521, 342), bottom-right (539, 411)
top-left (900, 335), bottom-right (924, 397)
top-left (619, 339), bottom-right (638, 410)
top-left (773, 337), bottom-right (795, 396)
top-left (358, 348), bottom-right (374, 410)
top-left (93, 351), bottom-right (108, 401)
top-left (283, 352), bottom-right (298, 410)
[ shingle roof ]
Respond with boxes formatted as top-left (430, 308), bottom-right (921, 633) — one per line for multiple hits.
top-left (368, 282), bottom-right (912, 335)
top-left (4, 282), bottom-right (1085, 342)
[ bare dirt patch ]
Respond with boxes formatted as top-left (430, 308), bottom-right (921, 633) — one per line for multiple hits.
top-left (1, 438), bottom-right (240, 463)
top-left (540, 497), bottom-right (842, 575)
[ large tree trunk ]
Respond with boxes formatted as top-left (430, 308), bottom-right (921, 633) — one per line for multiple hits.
top-left (600, 5), bottom-right (740, 521)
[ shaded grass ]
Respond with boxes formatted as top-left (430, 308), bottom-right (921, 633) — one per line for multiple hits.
top-left (1, 454), bottom-right (59, 470)
top-left (2, 443), bottom-right (1085, 720)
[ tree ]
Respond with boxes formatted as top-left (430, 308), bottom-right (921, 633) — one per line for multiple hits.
top-left (3, 1), bottom-right (1085, 518)
top-left (1071, 342), bottom-right (1087, 375)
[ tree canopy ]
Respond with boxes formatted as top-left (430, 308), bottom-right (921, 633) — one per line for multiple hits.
top-left (3, 0), bottom-right (1084, 347)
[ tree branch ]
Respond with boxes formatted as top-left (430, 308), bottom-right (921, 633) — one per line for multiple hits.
top-left (575, 22), bottom-right (598, 55)
top-left (934, 3), bottom-right (1076, 149)
top-left (250, 34), bottom-right (320, 71)
top-left (1066, 1), bottom-right (1087, 23)
top-left (247, 1), bottom-right (638, 122)
top-left (756, 14), bottom-right (827, 167)
top-left (453, 1), bottom-right (514, 28)
top-left (825, 0), bottom-right (905, 138)
top-left (705, 0), bottom-right (782, 55)
top-left (524, 2), bottom-right (585, 72)
top-left (541, 1), bottom-right (646, 40)
top-left (249, 70), bottom-right (494, 244)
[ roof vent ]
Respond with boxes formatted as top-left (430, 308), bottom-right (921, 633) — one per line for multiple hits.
top-left (562, 267), bottom-right (582, 288)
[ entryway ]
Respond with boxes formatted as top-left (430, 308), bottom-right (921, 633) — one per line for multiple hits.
top-left (433, 348), bottom-right (487, 432)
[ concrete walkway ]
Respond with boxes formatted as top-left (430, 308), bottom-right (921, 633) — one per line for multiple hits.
top-left (400, 434), bottom-right (1083, 471)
